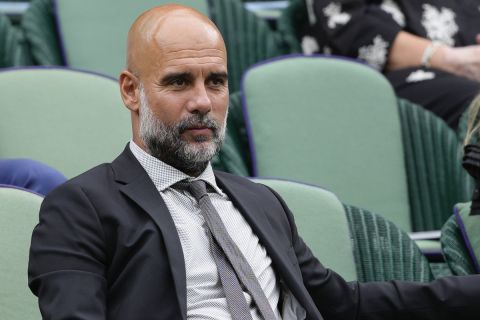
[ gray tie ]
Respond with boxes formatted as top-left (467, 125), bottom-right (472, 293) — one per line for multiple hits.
top-left (185, 180), bottom-right (277, 320)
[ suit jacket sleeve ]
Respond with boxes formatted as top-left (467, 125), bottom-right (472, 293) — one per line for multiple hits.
top-left (28, 182), bottom-right (108, 320)
top-left (268, 187), bottom-right (480, 320)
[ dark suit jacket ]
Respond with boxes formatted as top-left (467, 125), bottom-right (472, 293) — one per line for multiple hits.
top-left (29, 146), bottom-right (480, 320)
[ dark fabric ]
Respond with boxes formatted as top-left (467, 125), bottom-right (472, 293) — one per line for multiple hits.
top-left (0, 158), bottom-right (66, 196)
top-left (387, 68), bottom-right (480, 129)
top-left (398, 98), bottom-right (473, 231)
top-left (343, 204), bottom-right (433, 282)
top-left (297, 0), bottom-right (480, 129)
top-left (302, 0), bottom-right (480, 68)
top-left (29, 145), bottom-right (480, 320)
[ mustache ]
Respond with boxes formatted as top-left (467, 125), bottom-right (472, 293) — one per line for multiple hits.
top-left (177, 114), bottom-right (221, 134)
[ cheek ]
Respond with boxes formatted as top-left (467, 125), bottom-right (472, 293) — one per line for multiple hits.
top-left (211, 93), bottom-right (229, 119)
top-left (149, 95), bottom-right (186, 123)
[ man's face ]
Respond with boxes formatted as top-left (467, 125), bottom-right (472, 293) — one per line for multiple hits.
top-left (138, 82), bottom-right (227, 175)
top-left (135, 22), bottom-right (229, 175)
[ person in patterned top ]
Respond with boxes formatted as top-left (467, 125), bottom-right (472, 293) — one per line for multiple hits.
top-left (300, 0), bottom-right (480, 129)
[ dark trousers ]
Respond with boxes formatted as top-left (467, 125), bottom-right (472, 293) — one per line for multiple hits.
top-left (386, 67), bottom-right (480, 129)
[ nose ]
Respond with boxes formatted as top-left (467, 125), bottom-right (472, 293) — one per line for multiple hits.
top-left (186, 82), bottom-right (212, 114)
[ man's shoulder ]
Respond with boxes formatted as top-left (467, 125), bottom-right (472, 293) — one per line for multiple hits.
top-left (67, 163), bottom-right (114, 187)
top-left (46, 163), bottom-right (116, 200)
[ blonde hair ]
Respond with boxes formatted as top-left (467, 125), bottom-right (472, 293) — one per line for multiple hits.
top-left (464, 94), bottom-right (480, 145)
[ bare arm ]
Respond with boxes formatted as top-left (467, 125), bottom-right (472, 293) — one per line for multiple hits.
top-left (387, 31), bottom-right (480, 82)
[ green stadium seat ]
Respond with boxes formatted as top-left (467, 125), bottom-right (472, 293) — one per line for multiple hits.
top-left (54, 0), bottom-right (208, 80)
top-left (441, 203), bottom-right (478, 275)
top-left (20, 0), bottom-right (287, 93)
top-left (242, 55), bottom-right (471, 235)
top-left (212, 92), bottom-right (251, 176)
top-left (276, 0), bottom-right (472, 232)
top-left (0, 67), bottom-right (130, 178)
top-left (0, 12), bottom-right (31, 67)
top-left (253, 178), bottom-right (433, 282)
top-left (252, 178), bottom-right (357, 281)
top-left (244, 55), bottom-right (411, 230)
top-left (0, 185), bottom-right (43, 320)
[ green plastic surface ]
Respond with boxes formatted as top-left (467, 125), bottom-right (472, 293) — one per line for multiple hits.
top-left (0, 187), bottom-right (43, 320)
top-left (251, 178), bottom-right (357, 281)
top-left (55, 0), bottom-right (209, 79)
top-left (244, 56), bottom-right (411, 231)
top-left (0, 68), bottom-right (131, 178)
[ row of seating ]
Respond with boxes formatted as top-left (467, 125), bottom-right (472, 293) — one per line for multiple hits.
top-left (0, 1), bottom-right (473, 236)
top-left (0, 0), bottom-right (288, 93)
top-left (0, 178), bottom-right (474, 320)
top-left (1, 57), bottom-right (471, 234)
top-left (0, 60), bottom-right (473, 262)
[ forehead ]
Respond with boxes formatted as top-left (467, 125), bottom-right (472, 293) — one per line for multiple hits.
top-left (144, 15), bottom-right (227, 76)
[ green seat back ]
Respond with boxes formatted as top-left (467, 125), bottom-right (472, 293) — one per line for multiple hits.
top-left (276, 0), bottom-right (472, 232)
top-left (208, 0), bottom-right (287, 92)
top-left (0, 13), bottom-right (32, 67)
top-left (441, 204), bottom-right (477, 275)
top-left (22, 0), bottom-right (63, 66)
top-left (212, 91), bottom-right (251, 176)
top-left (0, 186), bottom-right (42, 320)
top-left (398, 98), bottom-right (472, 231)
top-left (0, 68), bottom-right (130, 178)
top-left (344, 204), bottom-right (432, 282)
top-left (244, 56), bottom-right (411, 231)
top-left (251, 178), bottom-right (357, 281)
top-left (54, 0), bottom-right (209, 79)
top-left (23, 0), bottom-right (286, 92)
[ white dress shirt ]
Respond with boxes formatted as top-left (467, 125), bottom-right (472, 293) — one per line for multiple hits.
top-left (129, 141), bottom-right (288, 319)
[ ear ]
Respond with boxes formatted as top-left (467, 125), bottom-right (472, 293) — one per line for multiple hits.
top-left (119, 70), bottom-right (140, 112)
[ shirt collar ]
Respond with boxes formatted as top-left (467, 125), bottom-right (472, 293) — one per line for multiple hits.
top-left (129, 140), bottom-right (223, 194)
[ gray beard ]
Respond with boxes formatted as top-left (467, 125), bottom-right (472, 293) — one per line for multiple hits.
top-left (138, 85), bottom-right (226, 176)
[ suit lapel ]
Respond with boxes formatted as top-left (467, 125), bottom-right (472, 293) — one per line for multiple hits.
top-left (215, 173), bottom-right (322, 319)
top-left (112, 146), bottom-right (187, 320)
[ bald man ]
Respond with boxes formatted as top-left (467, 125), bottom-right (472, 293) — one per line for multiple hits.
top-left (29, 5), bottom-right (480, 320)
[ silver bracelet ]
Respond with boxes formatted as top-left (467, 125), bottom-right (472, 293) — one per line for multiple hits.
top-left (421, 41), bottom-right (443, 68)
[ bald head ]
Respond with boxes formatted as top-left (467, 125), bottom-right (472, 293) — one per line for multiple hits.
top-left (119, 4), bottom-right (229, 175)
top-left (126, 5), bottom-right (226, 77)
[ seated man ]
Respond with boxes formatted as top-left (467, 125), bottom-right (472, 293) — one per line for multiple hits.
top-left (0, 158), bottom-right (66, 196)
top-left (28, 4), bottom-right (480, 320)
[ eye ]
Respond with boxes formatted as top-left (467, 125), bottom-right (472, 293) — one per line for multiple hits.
top-left (209, 77), bottom-right (226, 87)
top-left (171, 79), bottom-right (186, 87)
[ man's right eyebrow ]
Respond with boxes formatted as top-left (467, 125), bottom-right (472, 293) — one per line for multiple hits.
top-left (159, 72), bottom-right (193, 85)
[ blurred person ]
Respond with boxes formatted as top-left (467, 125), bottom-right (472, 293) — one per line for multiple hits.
top-left (29, 4), bottom-right (480, 320)
top-left (300, 0), bottom-right (480, 128)
top-left (0, 158), bottom-right (66, 196)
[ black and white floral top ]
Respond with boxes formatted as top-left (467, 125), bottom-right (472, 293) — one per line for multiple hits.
top-left (300, 0), bottom-right (480, 71)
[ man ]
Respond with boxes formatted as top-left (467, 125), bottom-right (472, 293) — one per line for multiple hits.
top-left (29, 5), bottom-right (480, 320)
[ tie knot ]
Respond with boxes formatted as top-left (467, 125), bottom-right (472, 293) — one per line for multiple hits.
top-left (174, 179), bottom-right (208, 202)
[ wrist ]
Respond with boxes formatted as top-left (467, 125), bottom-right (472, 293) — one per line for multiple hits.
top-left (429, 45), bottom-right (456, 73)
top-left (421, 41), bottom-right (444, 69)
